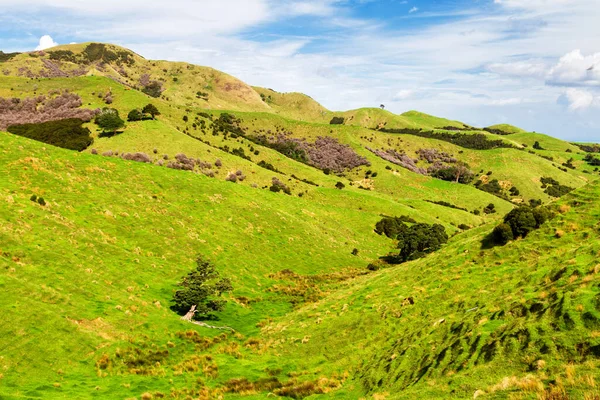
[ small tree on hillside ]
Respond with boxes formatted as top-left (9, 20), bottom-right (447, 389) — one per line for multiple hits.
top-left (380, 104), bottom-right (385, 110)
top-left (142, 104), bottom-right (160, 119)
top-left (127, 109), bottom-right (143, 122)
top-left (172, 256), bottom-right (233, 319)
top-left (95, 108), bottom-right (125, 135)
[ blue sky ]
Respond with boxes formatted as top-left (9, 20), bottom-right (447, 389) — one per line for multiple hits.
top-left (1, 0), bottom-right (599, 141)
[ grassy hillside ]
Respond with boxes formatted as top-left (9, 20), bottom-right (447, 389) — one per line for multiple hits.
top-left (263, 179), bottom-right (600, 399)
top-left (2, 41), bottom-right (600, 400)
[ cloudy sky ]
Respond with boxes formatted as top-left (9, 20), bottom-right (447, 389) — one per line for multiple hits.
top-left (1, 0), bottom-right (599, 141)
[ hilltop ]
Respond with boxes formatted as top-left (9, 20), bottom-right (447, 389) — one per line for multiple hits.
top-left (1, 42), bottom-right (600, 399)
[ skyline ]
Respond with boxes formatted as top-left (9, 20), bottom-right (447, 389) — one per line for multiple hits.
top-left (1, 0), bottom-right (599, 141)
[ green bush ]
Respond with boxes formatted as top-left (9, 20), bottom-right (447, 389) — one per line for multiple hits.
top-left (375, 215), bottom-right (417, 239)
top-left (7, 118), bottom-right (93, 151)
top-left (486, 205), bottom-right (554, 246)
top-left (395, 223), bottom-right (448, 262)
top-left (492, 223), bottom-right (513, 245)
top-left (329, 117), bottom-right (344, 125)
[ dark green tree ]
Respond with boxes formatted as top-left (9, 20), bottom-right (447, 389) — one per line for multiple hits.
top-left (95, 108), bottom-right (125, 135)
top-left (127, 109), bottom-right (143, 122)
top-left (335, 181), bottom-right (345, 190)
top-left (172, 256), bottom-right (233, 319)
top-left (142, 104), bottom-right (160, 119)
top-left (492, 223), bottom-right (514, 245)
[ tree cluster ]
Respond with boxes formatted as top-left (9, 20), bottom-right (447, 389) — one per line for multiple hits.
top-left (488, 205), bottom-right (553, 246)
top-left (7, 118), bottom-right (93, 151)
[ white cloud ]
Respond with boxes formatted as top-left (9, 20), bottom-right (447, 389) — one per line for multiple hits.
top-left (35, 35), bottom-right (58, 50)
top-left (486, 60), bottom-right (548, 79)
top-left (547, 50), bottom-right (600, 86)
top-left (409, 7), bottom-right (418, 13)
top-left (393, 89), bottom-right (415, 100)
top-left (560, 88), bottom-right (599, 111)
top-left (494, 0), bottom-right (572, 10)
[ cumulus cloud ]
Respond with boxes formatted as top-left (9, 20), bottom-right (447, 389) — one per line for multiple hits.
top-left (35, 35), bottom-right (58, 50)
top-left (409, 7), bottom-right (418, 13)
top-left (547, 50), bottom-right (600, 87)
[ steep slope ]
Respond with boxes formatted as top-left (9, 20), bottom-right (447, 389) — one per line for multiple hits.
top-left (262, 180), bottom-right (600, 399)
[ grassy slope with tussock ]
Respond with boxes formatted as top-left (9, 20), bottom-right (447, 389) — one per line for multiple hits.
top-left (264, 180), bottom-right (600, 399)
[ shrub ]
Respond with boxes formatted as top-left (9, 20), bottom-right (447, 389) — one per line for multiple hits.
top-left (426, 200), bottom-right (469, 212)
top-left (367, 264), bottom-right (380, 271)
top-left (335, 182), bottom-right (345, 190)
top-left (142, 81), bottom-right (163, 98)
top-left (30, 195), bottom-right (37, 202)
top-left (215, 159), bottom-right (222, 167)
top-left (121, 152), bottom-right (152, 163)
top-left (270, 177), bottom-right (291, 195)
top-left (395, 223), bottom-right (448, 262)
top-left (484, 203), bottom-right (496, 214)
top-left (37, 197), bottom-right (46, 206)
top-left (492, 223), bottom-right (514, 245)
top-left (329, 117), bottom-right (344, 125)
top-left (533, 141), bottom-right (544, 150)
top-left (225, 173), bottom-right (238, 183)
top-left (540, 177), bottom-right (574, 198)
top-left (499, 205), bottom-right (553, 241)
top-left (171, 256), bottom-right (233, 319)
top-left (7, 118), bottom-right (93, 151)
top-left (0, 91), bottom-right (98, 130)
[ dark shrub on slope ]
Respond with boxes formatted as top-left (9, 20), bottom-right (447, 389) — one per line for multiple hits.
top-left (7, 118), bottom-right (93, 151)
top-left (375, 215), bottom-right (417, 238)
top-left (486, 205), bottom-right (554, 246)
top-left (378, 128), bottom-right (516, 150)
top-left (395, 223), bottom-right (448, 262)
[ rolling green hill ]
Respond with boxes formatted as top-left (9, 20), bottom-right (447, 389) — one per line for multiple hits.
top-left (1, 42), bottom-right (600, 399)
